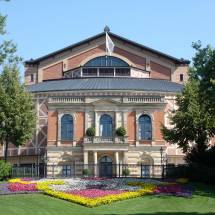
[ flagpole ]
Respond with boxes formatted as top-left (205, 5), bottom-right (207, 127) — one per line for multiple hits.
top-left (105, 32), bottom-right (108, 66)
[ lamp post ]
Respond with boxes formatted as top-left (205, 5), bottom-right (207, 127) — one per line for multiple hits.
top-left (160, 147), bottom-right (164, 179)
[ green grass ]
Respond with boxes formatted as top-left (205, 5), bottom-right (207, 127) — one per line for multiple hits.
top-left (0, 183), bottom-right (215, 215)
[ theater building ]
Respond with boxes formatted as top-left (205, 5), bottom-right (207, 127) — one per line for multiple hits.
top-left (0, 28), bottom-right (190, 177)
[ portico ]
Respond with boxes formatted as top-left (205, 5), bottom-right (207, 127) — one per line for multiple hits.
top-left (83, 148), bottom-right (128, 177)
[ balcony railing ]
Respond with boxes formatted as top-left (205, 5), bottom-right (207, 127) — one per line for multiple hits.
top-left (84, 136), bottom-right (128, 144)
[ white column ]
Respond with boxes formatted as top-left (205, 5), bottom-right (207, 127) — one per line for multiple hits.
top-left (115, 151), bottom-right (119, 176)
top-left (93, 151), bottom-right (98, 177)
top-left (84, 151), bottom-right (88, 169)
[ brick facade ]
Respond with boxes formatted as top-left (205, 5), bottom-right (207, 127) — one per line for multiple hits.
top-left (43, 62), bottom-right (63, 81)
top-left (127, 112), bottom-right (136, 144)
top-left (47, 110), bottom-right (58, 145)
top-left (150, 61), bottom-right (171, 80)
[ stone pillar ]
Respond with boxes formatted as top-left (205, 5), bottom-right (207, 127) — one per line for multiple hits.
top-left (115, 151), bottom-right (119, 176)
top-left (93, 151), bottom-right (98, 177)
top-left (83, 151), bottom-right (88, 170)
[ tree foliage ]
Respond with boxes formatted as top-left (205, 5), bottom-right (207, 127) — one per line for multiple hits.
top-left (0, 2), bottom-right (36, 162)
top-left (0, 66), bottom-right (36, 161)
top-left (162, 42), bottom-right (215, 161)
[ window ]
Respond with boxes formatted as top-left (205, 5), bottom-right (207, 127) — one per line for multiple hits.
top-left (62, 165), bottom-right (72, 176)
top-left (61, 114), bottom-right (73, 140)
top-left (180, 74), bottom-right (184, 82)
top-left (83, 56), bottom-right (130, 77)
top-left (100, 114), bottom-right (113, 137)
top-left (84, 56), bottom-right (129, 67)
top-left (115, 68), bottom-right (130, 76)
top-left (83, 68), bottom-right (97, 76)
top-left (99, 68), bottom-right (114, 76)
top-left (30, 74), bottom-right (34, 82)
top-left (138, 115), bottom-right (152, 140)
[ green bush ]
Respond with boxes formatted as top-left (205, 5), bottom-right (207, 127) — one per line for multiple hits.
top-left (115, 127), bottom-right (126, 136)
top-left (122, 168), bottom-right (130, 177)
top-left (82, 168), bottom-right (91, 176)
top-left (0, 160), bottom-right (12, 180)
top-left (86, 127), bottom-right (96, 137)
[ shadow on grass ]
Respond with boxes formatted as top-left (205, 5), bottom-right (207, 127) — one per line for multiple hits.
top-left (191, 182), bottom-right (215, 198)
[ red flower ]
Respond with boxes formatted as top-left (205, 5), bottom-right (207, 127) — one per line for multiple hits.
top-left (8, 183), bottom-right (37, 192)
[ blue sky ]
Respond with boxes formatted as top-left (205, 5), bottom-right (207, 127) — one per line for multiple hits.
top-left (1, 0), bottom-right (215, 76)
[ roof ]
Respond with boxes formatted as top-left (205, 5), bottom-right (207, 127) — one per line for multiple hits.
top-left (25, 31), bottom-right (190, 65)
top-left (28, 77), bottom-right (184, 93)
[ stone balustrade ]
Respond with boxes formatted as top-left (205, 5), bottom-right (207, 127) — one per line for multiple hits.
top-left (48, 97), bottom-right (85, 103)
top-left (124, 96), bottom-right (165, 103)
top-left (84, 136), bottom-right (128, 144)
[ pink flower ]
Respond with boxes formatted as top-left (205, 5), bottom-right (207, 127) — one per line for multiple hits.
top-left (8, 183), bottom-right (37, 192)
top-left (67, 189), bottom-right (125, 198)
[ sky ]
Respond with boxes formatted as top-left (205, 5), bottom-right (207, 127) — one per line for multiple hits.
top-left (1, 0), bottom-right (215, 77)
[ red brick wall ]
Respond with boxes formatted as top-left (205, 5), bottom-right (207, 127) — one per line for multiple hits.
top-left (67, 45), bottom-right (146, 70)
top-left (115, 47), bottom-right (146, 69)
top-left (67, 45), bottom-right (105, 70)
top-left (153, 111), bottom-right (164, 141)
top-left (127, 112), bottom-right (136, 144)
top-left (75, 112), bottom-right (85, 145)
top-left (150, 61), bottom-right (171, 80)
top-left (43, 62), bottom-right (63, 80)
top-left (47, 111), bottom-right (58, 145)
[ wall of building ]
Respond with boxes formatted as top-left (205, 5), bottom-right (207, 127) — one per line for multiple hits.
top-left (24, 36), bottom-right (189, 84)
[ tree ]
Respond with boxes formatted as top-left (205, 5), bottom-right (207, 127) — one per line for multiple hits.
top-left (190, 41), bottom-right (215, 116)
top-left (161, 42), bottom-right (215, 161)
top-left (0, 66), bottom-right (36, 162)
top-left (0, 2), bottom-right (36, 162)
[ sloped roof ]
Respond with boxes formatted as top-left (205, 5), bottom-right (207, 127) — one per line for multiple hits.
top-left (25, 31), bottom-right (190, 65)
top-left (28, 77), bottom-right (183, 93)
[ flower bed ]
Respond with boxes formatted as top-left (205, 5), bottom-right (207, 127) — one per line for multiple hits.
top-left (8, 182), bottom-right (37, 192)
top-left (0, 177), bottom-right (192, 207)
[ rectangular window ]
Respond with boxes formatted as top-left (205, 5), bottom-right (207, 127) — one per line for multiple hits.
top-left (115, 68), bottom-right (130, 76)
top-left (99, 68), bottom-right (114, 76)
top-left (82, 68), bottom-right (97, 76)
top-left (62, 165), bottom-right (72, 177)
top-left (180, 74), bottom-right (184, 82)
top-left (30, 74), bottom-right (34, 82)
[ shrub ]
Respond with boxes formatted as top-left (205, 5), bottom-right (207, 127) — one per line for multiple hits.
top-left (82, 169), bottom-right (91, 176)
top-left (122, 168), bottom-right (130, 177)
top-left (115, 127), bottom-right (126, 136)
top-left (86, 127), bottom-right (95, 137)
top-left (0, 160), bottom-right (12, 180)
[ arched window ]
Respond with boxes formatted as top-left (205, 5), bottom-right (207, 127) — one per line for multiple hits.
top-left (61, 114), bottom-right (73, 140)
top-left (138, 115), bottom-right (152, 140)
top-left (84, 56), bottom-right (129, 67)
top-left (100, 114), bottom-right (113, 137)
top-left (100, 156), bottom-right (112, 163)
top-left (82, 56), bottom-right (130, 77)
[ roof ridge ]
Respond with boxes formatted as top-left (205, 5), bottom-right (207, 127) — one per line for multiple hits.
top-left (25, 31), bottom-right (190, 65)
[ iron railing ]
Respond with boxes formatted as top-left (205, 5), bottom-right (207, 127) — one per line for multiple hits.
top-left (10, 164), bottom-right (181, 179)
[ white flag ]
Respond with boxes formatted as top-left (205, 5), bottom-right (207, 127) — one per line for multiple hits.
top-left (106, 32), bottom-right (114, 56)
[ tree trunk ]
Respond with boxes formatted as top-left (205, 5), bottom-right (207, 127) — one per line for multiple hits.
top-left (4, 139), bottom-right (8, 163)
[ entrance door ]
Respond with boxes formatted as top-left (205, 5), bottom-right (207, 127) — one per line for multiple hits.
top-left (99, 156), bottom-right (113, 177)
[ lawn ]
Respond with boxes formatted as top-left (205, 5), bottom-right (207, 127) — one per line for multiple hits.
top-left (0, 183), bottom-right (214, 215)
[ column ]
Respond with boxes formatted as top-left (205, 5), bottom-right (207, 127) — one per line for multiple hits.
top-left (115, 151), bottom-right (119, 176)
top-left (83, 151), bottom-right (88, 170)
top-left (93, 151), bottom-right (98, 177)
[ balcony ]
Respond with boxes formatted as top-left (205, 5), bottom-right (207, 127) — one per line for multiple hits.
top-left (83, 136), bottom-right (129, 151)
